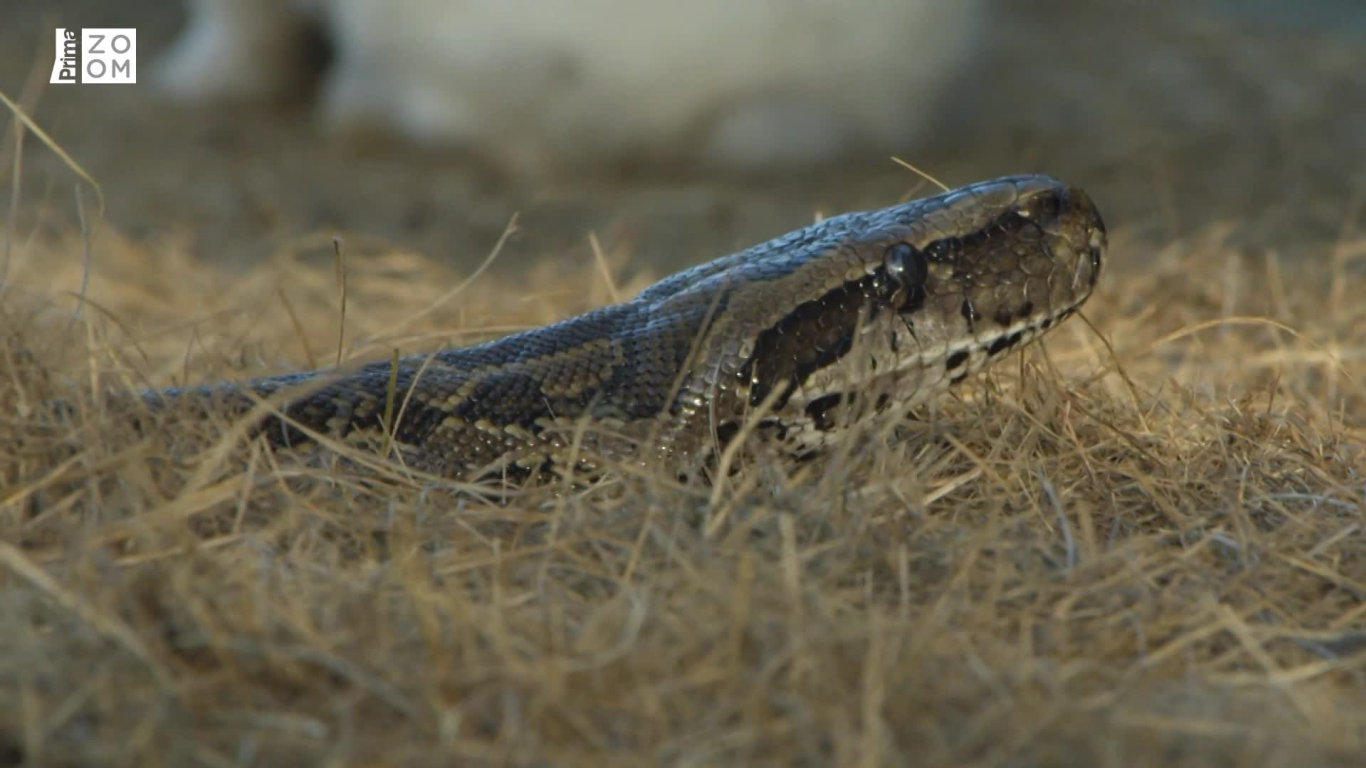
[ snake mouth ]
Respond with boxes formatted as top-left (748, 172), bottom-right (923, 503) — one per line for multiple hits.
top-left (865, 295), bottom-right (1085, 397)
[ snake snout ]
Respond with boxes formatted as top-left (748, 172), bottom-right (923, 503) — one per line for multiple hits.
top-left (1062, 185), bottom-right (1106, 290)
top-left (1020, 181), bottom-right (1106, 293)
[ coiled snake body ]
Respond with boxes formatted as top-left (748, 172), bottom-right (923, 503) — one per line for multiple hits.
top-left (145, 175), bottom-right (1106, 480)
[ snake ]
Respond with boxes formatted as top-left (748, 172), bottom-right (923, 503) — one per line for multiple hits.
top-left (139, 174), bottom-right (1106, 481)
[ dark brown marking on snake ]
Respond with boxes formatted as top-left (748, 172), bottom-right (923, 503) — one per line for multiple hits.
top-left (804, 392), bottom-right (847, 432)
top-left (741, 272), bottom-right (889, 410)
top-left (740, 239), bottom-right (946, 411)
top-left (987, 331), bottom-right (1025, 357)
top-left (715, 420), bottom-right (740, 447)
top-left (996, 299), bottom-right (1034, 328)
top-left (923, 237), bottom-right (960, 264)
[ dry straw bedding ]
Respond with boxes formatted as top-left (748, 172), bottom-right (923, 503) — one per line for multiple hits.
top-left (1, 217), bottom-right (1364, 766)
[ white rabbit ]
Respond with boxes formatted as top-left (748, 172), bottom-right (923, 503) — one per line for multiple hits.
top-left (156, 0), bottom-right (982, 174)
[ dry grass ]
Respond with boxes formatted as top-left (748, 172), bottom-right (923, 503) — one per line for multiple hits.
top-left (2, 209), bottom-right (1365, 767)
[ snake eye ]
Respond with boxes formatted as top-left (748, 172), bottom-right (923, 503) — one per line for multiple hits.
top-left (884, 242), bottom-right (927, 288)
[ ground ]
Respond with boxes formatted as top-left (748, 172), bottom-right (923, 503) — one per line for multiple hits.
top-left (1, 1), bottom-right (1364, 766)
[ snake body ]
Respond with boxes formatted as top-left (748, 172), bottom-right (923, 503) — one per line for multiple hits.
top-left (147, 175), bottom-right (1106, 480)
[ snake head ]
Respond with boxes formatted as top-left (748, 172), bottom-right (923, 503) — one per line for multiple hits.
top-left (731, 175), bottom-right (1106, 408)
top-left (683, 174), bottom-right (1108, 465)
top-left (893, 175), bottom-right (1106, 346)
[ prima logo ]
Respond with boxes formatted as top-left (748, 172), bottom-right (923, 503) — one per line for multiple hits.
top-left (50, 28), bottom-right (137, 84)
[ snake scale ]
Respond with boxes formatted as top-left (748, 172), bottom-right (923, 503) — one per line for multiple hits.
top-left (141, 175), bottom-right (1106, 481)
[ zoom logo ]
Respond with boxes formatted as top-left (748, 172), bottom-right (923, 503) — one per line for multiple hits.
top-left (50, 28), bottom-right (137, 85)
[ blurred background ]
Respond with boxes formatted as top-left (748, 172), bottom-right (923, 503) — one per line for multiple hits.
top-left (1, 0), bottom-right (1362, 281)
